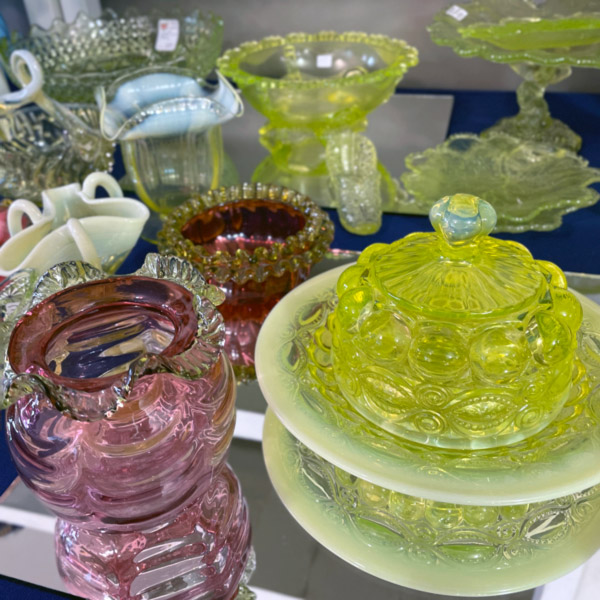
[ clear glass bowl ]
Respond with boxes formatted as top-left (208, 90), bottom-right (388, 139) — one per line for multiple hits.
top-left (0, 104), bottom-right (114, 200)
top-left (158, 182), bottom-right (334, 380)
top-left (0, 8), bottom-right (223, 104)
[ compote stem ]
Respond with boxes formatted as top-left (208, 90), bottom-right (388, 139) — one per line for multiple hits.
top-left (483, 63), bottom-right (581, 151)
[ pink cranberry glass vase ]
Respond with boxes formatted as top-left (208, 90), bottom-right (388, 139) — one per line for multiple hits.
top-left (0, 255), bottom-right (255, 600)
top-left (158, 183), bottom-right (334, 379)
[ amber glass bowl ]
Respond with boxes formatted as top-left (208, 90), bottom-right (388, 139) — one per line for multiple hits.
top-left (158, 183), bottom-right (334, 379)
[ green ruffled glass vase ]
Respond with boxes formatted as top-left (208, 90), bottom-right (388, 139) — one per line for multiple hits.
top-left (429, 0), bottom-right (600, 151)
top-left (218, 32), bottom-right (418, 221)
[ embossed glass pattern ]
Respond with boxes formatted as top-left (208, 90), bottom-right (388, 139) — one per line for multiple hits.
top-left (400, 133), bottom-right (600, 231)
top-left (255, 262), bottom-right (600, 505)
top-left (331, 195), bottom-right (582, 448)
top-left (263, 409), bottom-right (600, 596)
top-left (1, 255), bottom-right (254, 600)
top-left (0, 105), bottom-right (114, 200)
top-left (0, 9), bottom-right (223, 104)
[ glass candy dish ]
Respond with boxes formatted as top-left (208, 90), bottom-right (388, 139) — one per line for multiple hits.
top-left (429, 0), bottom-right (600, 151)
top-left (330, 195), bottom-right (583, 449)
top-left (217, 32), bottom-right (418, 212)
top-left (158, 183), bottom-right (334, 380)
top-left (0, 8), bottom-right (223, 104)
top-left (0, 255), bottom-right (255, 600)
top-left (400, 134), bottom-right (600, 231)
top-left (263, 409), bottom-right (600, 596)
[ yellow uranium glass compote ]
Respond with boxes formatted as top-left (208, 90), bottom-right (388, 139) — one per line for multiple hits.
top-left (331, 194), bottom-right (582, 449)
top-left (217, 32), bottom-right (418, 222)
top-left (429, 0), bottom-right (600, 152)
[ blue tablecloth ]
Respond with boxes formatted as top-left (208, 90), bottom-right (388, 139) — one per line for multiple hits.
top-left (1, 88), bottom-right (599, 598)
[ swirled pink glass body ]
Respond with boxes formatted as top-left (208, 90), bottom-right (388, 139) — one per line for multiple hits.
top-left (4, 275), bottom-right (252, 599)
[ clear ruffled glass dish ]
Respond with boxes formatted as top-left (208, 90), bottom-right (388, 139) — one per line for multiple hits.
top-left (399, 133), bottom-right (600, 232)
top-left (158, 183), bottom-right (334, 380)
top-left (429, 0), bottom-right (600, 151)
top-left (0, 8), bottom-right (223, 104)
top-left (0, 104), bottom-right (114, 200)
top-left (217, 32), bottom-right (418, 214)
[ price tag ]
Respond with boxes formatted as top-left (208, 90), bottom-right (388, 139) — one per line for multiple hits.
top-left (446, 5), bottom-right (468, 21)
top-left (155, 19), bottom-right (180, 52)
top-left (316, 54), bottom-right (333, 68)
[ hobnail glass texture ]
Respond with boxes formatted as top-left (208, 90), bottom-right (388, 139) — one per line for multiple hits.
top-left (0, 105), bottom-right (114, 200)
top-left (331, 195), bottom-right (582, 449)
top-left (399, 133), bottom-right (600, 232)
top-left (430, 0), bottom-right (600, 151)
top-left (158, 183), bottom-right (334, 379)
top-left (263, 408), bottom-right (600, 596)
top-left (1, 254), bottom-right (254, 599)
top-left (217, 31), bottom-right (418, 208)
top-left (0, 9), bottom-right (223, 104)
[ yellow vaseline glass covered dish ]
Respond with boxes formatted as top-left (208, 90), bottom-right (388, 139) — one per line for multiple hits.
top-left (331, 194), bottom-right (582, 449)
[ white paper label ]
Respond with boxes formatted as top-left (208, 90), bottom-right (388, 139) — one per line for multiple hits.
top-left (155, 19), bottom-right (180, 52)
top-left (316, 54), bottom-right (333, 68)
top-left (446, 5), bottom-right (468, 21)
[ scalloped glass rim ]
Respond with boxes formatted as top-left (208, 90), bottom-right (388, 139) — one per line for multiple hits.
top-left (400, 133), bottom-right (600, 233)
top-left (157, 183), bottom-right (334, 285)
top-left (255, 264), bottom-right (600, 505)
top-left (429, 1), bottom-right (600, 67)
top-left (0, 254), bottom-right (226, 418)
top-left (217, 31), bottom-right (419, 91)
top-left (263, 408), bottom-right (600, 596)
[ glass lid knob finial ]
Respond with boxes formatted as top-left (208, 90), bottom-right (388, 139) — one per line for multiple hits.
top-left (429, 193), bottom-right (497, 246)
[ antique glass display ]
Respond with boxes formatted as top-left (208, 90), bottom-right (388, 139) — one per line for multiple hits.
top-left (0, 51), bottom-right (114, 200)
top-left (0, 255), bottom-right (254, 600)
top-left (0, 172), bottom-right (148, 276)
top-left (255, 196), bottom-right (600, 595)
top-left (97, 68), bottom-right (243, 237)
top-left (217, 32), bottom-right (418, 211)
top-left (0, 8), bottom-right (223, 104)
top-left (158, 183), bottom-right (334, 379)
top-left (400, 133), bottom-right (600, 231)
top-left (429, 0), bottom-right (600, 151)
